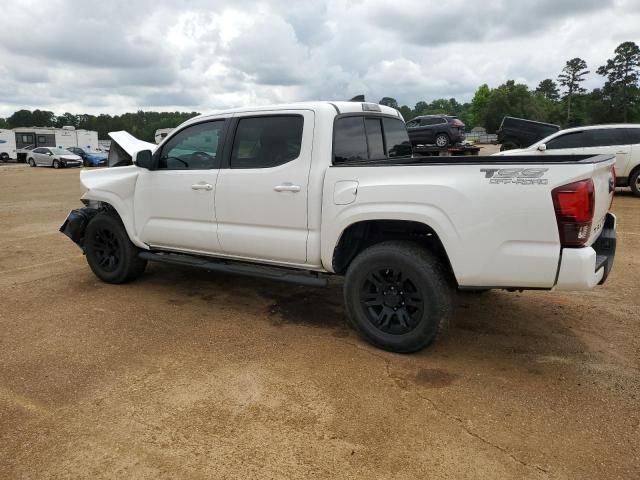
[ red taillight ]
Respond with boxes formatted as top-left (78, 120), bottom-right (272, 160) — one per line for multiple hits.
top-left (552, 179), bottom-right (595, 247)
top-left (451, 119), bottom-right (464, 128)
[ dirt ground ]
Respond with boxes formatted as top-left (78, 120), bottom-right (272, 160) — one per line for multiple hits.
top-left (0, 158), bottom-right (638, 480)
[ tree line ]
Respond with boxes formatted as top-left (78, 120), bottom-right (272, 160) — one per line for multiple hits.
top-left (0, 110), bottom-right (199, 142)
top-left (381, 41), bottom-right (639, 132)
top-left (0, 41), bottom-right (638, 138)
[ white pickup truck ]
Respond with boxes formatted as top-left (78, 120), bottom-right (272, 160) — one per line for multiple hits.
top-left (60, 101), bottom-right (617, 352)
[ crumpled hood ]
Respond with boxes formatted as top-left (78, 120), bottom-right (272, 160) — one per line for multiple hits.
top-left (59, 154), bottom-right (82, 161)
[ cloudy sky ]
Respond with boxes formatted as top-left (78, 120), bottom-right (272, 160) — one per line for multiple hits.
top-left (0, 0), bottom-right (638, 117)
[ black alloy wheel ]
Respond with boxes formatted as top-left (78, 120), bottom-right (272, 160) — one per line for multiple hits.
top-left (91, 227), bottom-right (122, 273)
top-left (360, 267), bottom-right (424, 335)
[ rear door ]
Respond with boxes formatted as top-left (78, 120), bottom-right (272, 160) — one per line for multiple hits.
top-left (215, 111), bottom-right (313, 264)
top-left (615, 127), bottom-right (640, 177)
top-left (580, 128), bottom-right (630, 177)
top-left (33, 148), bottom-right (50, 166)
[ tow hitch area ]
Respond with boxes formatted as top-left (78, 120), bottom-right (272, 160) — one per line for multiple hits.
top-left (59, 207), bottom-right (98, 248)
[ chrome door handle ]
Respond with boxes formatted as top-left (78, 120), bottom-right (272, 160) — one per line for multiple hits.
top-left (274, 184), bottom-right (301, 193)
top-left (191, 183), bottom-right (213, 191)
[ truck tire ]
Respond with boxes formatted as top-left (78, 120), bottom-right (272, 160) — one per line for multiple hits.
top-left (435, 133), bottom-right (450, 148)
top-left (84, 212), bottom-right (147, 284)
top-left (0, 153), bottom-right (8, 162)
top-left (344, 241), bottom-right (452, 353)
top-left (630, 168), bottom-right (640, 197)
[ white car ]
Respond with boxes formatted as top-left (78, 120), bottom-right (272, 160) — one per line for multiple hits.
top-left (28, 147), bottom-right (83, 168)
top-left (60, 101), bottom-right (617, 353)
top-left (493, 124), bottom-right (640, 196)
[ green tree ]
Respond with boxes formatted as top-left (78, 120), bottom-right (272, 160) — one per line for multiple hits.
top-left (0, 117), bottom-right (8, 129)
top-left (469, 84), bottom-right (492, 128)
top-left (536, 79), bottom-right (560, 102)
top-left (7, 109), bottom-right (34, 128)
top-left (596, 41), bottom-right (640, 122)
top-left (378, 97), bottom-right (399, 109)
top-left (398, 105), bottom-right (413, 120)
top-left (558, 57), bottom-right (590, 123)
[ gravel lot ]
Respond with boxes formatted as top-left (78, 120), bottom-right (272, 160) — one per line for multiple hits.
top-left (1, 158), bottom-right (639, 479)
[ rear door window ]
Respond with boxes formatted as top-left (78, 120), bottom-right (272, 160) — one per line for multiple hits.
top-left (230, 115), bottom-right (304, 169)
top-left (586, 129), bottom-right (623, 147)
top-left (619, 128), bottom-right (640, 145)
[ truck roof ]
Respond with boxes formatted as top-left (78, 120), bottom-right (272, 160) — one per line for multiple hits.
top-left (192, 101), bottom-right (402, 123)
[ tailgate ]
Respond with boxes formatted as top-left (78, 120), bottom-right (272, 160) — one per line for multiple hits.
top-left (587, 158), bottom-right (616, 246)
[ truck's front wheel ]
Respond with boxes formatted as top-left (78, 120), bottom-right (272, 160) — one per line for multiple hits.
top-left (344, 241), bottom-right (452, 353)
top-left (84, 212), bottom-right (147, 284)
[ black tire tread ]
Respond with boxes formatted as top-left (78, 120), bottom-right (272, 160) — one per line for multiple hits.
top-left (344, 240), bottom-right (453, 353)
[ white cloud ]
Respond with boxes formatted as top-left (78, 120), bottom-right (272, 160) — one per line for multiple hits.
top-left (0, 0), bottom-right (638, 117)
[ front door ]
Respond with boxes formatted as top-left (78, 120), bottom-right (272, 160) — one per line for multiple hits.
top-left (134, 119), bottom-right (226, 253)
top-left (215, 111), bottom-right (313, 264)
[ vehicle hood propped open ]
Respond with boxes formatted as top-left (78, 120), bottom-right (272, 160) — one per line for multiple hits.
top-left (107, 131), bottom-right (157, 168)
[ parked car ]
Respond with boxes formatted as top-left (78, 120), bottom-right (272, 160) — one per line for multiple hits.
top-left (497, 116), bottom-right (560, 151)
top-left (61, 101), bottom-right (616, 353)
top-left (67, 147), bottom-right (108, 167)
top-left (493, 124), bottom-right (640, 196)
top-left (405, 115), bottom-right (465, 147)
top-left (27, 147), bottom-right (82, 168)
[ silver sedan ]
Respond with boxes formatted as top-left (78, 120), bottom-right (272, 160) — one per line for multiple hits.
top-left (28, 147), bottom-right (83, 168)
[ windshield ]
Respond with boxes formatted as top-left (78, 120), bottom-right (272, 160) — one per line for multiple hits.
top-left (50, 148), bottom-right (73, 155)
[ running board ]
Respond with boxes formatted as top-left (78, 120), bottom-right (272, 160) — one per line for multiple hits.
top-left (138, 251), bottom-right (328, 287)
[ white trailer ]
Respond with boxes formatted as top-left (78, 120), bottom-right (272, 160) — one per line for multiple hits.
top-left (13, 127), bottom-right (99, 162)
top-left (0, 129), bottom-right (17, 161)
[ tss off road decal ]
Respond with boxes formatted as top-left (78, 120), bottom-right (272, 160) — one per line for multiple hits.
top-left (480, 168), bottom-right (549, 185)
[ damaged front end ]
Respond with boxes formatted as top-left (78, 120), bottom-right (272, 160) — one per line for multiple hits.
top-left (59, 207), bottom-right (99, 250)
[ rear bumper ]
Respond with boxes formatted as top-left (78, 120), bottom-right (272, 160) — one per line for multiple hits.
top-left (554, 213), bottom-right (616, 291)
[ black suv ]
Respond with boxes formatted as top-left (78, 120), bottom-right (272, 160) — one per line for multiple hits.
top-left (405, 115), bottom-right (465, 147)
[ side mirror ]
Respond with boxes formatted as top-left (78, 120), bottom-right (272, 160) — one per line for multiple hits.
top-left (537, 143), bottom-right (547, 152)
top-left (47, 152), bottom-right (53, 156)
top-left (134, 150), bottom-right (153, 169)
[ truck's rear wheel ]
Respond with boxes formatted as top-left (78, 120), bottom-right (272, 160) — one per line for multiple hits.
top-left (630, 169), bottom-right (640, 197)
top-left (84, 212), bottom-right (147, 284)
top-left (344, 241), bottom-right (452, 353)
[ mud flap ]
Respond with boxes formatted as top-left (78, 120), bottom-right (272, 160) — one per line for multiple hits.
top-left (59, 207), bottom-right (99, 249)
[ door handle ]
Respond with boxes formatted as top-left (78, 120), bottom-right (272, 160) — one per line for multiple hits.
top-left (274, 184), bottom-right (301, 193)
top-left (191, 183), bottom-right (213, 191)
top-left (616, 151), bottom-right (627, 154)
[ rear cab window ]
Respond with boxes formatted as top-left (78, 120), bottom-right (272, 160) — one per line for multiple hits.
top-left (333, 115), bottom-right (412, 164)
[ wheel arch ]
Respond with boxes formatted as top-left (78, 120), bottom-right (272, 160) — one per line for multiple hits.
top-left (330, 219), bottom-right (458, 285)
top-left (80, 193), bottom-right (148, 249)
